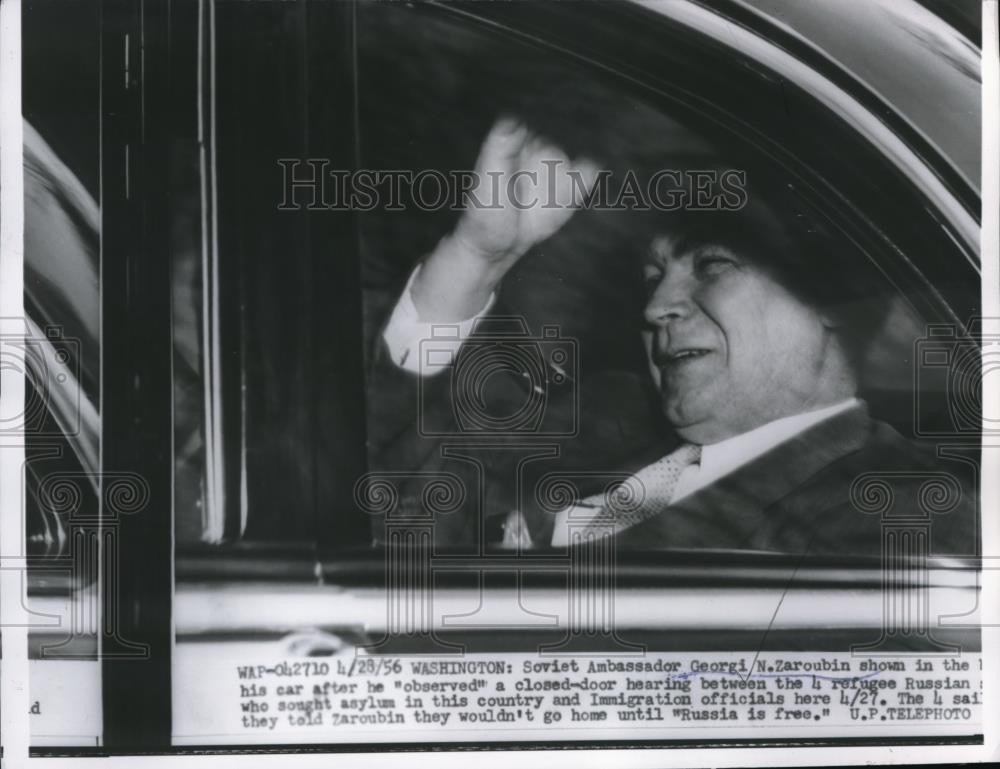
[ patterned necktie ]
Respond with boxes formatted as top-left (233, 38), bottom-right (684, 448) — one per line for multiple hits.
top-left (583, 443), bottom-right (701, 535)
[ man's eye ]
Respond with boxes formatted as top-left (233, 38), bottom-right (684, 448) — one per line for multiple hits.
top-left (643, 271), bottom-right (663, 293)
top-left (696, 255), bottom-right (735, 277)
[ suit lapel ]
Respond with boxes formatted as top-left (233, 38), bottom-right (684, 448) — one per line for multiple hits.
top-left (615, 404), bottom-right (873, 550)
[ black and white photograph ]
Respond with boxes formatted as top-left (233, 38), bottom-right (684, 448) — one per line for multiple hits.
top-left (1, 0), bottom-right (997, 764)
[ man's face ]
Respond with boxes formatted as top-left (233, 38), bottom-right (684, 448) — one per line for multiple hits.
top-left (642, 235), bottom-right (840, 445)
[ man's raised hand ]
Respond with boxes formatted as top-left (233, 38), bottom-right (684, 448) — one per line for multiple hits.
top-left (411, 118), bottom-right (598, 323)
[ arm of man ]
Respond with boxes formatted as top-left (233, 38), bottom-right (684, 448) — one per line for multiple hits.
top-left (366, 118), bottom-right (598, 547)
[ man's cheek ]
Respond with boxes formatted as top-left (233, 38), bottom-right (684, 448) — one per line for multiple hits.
top-left (640, 331), bottom-right (659, 387)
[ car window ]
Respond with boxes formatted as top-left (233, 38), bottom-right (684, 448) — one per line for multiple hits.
top-left (159, 1), bottom-right (981, 556)
top-left (354, 0), bottom-right (980, 556)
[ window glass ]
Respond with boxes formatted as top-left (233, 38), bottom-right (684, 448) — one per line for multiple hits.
top-left (170, 0), bottom-right (366, 550)
top-left (167, 1), bottom-right (981, 558)
top-left (356, 2), bottom-right (980, 557)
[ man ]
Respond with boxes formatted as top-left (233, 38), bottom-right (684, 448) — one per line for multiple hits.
top-left (366, 118), bottom-right (976, 557)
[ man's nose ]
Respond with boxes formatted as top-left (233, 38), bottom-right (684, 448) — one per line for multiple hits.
top-left (644, 273), bottom-right (694, 327)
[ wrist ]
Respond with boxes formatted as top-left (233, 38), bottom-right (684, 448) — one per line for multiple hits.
top-left (411, 233), bottom-right (503, 322)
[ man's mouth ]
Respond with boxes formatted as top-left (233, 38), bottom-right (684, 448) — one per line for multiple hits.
top-left (662, 348), bottom-right (712, 365)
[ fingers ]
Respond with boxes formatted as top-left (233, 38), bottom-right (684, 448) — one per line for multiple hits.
top-left (474, 116), bottom-right (599, 211)
top-left (568, 157), bottom-right (600, 208)
top-left (457, 117), bottom-right (600, 261)
top-left (513, 130), bottom-right (598, 212)
top-left (537, 154), bottom-right (599, 212)
top-left (474, 117), bottom-right (529, 177)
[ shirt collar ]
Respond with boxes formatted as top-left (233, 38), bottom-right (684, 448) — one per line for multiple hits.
top-left (696, 398), bottom-right (861, 490)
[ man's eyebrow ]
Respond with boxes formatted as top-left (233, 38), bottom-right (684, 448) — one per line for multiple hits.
top-left (645, 234), bottom-right (721, 264)
top-left (691, 242), bottom-right (742, 259)
top-left (643, 248), bottom-right (665, 267)
top-left (645, 235), bottom-right (685, 265)
top-left (671, 234), bottom-right (702, 255)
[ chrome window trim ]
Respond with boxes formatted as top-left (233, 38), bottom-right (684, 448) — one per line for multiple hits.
top-left (638, 0), bottom-right (980, 264)
top-left (173, 570), bottom-right (979, 637)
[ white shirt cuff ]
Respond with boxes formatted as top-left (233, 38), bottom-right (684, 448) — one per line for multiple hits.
top-left (382, 264), bottom-right (496, 375)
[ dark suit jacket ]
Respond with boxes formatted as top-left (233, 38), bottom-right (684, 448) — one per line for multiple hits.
top-left (366, 328), bottom-right (673, 549)
top-left (367, 334), bottom-right (978, 558)
top-left (614, 403), bottom-right (978, 557)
